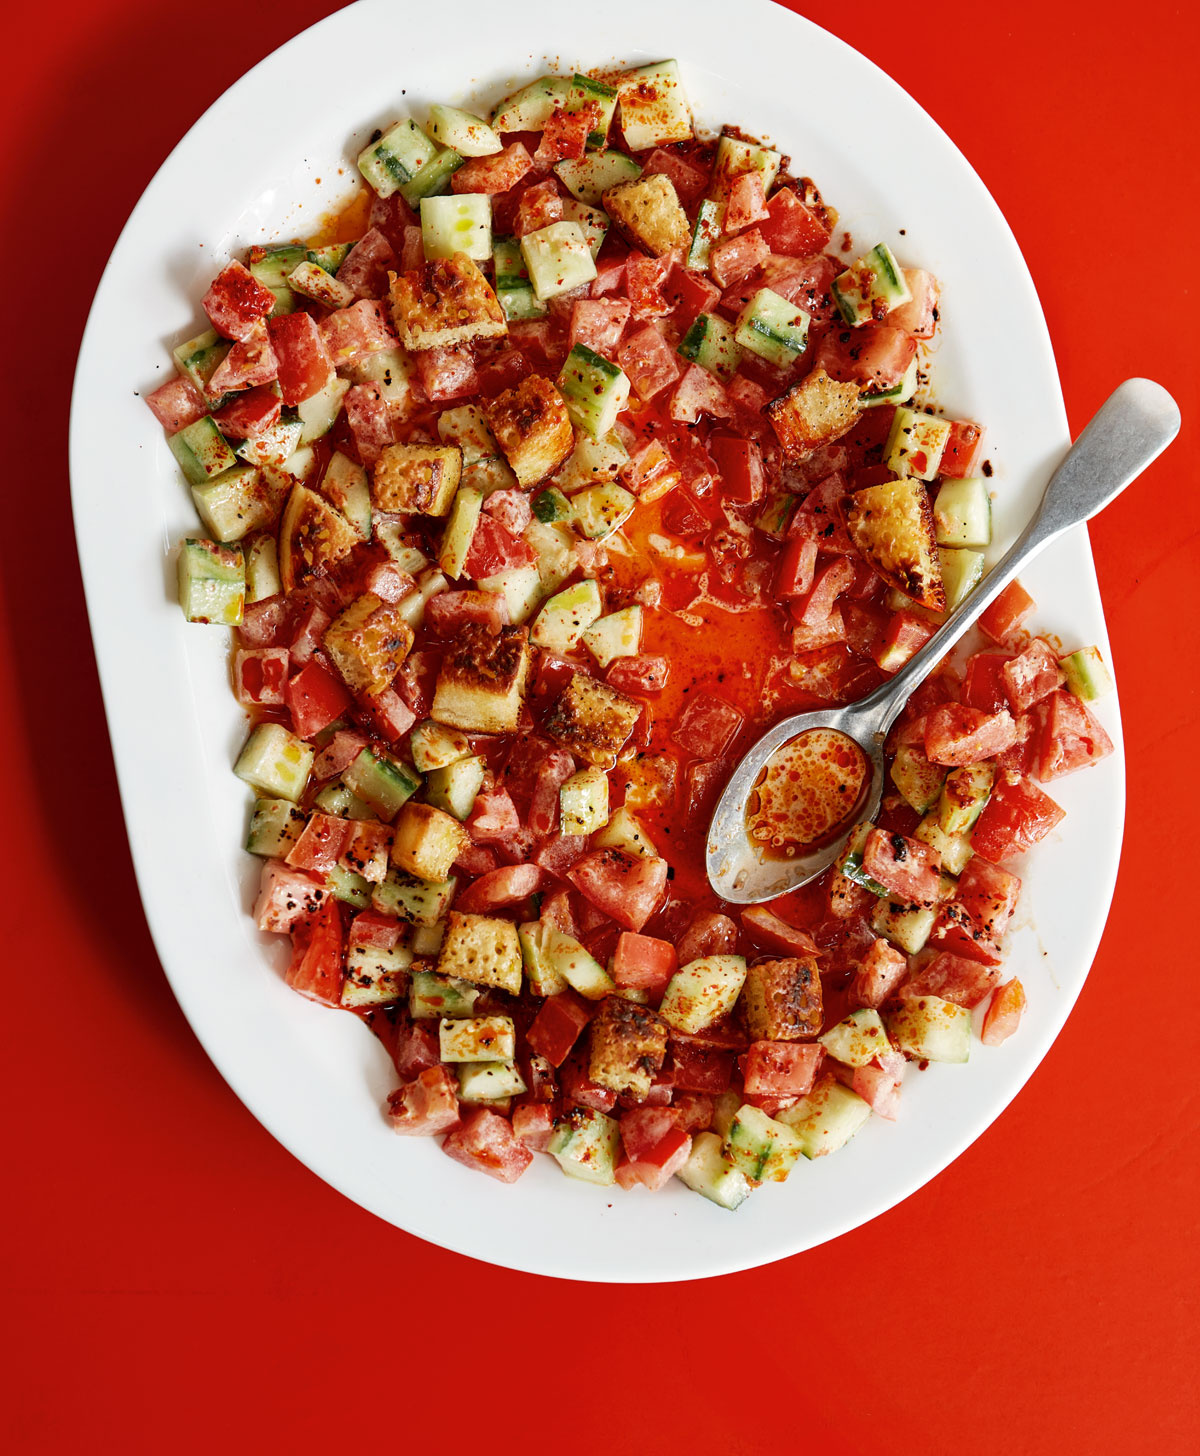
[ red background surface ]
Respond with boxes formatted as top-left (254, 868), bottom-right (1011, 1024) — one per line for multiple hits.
top-left (2, 3), bottom-right (1195, 1451)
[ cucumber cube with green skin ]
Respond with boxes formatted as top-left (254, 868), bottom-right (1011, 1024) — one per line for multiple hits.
top-left (411, 920), bottom-right (446, 956)
top-left (234, 723), bottom-right (313, 802)
top-left (548, 1107), bottom-right (621, 1185)
top-left (832, 243), bottom-right (912, 326)
top-left (872, 899), bottom-right (937, 955)
top-left (616, 59), bottom-right (692, 150)
top-left (531, 578), bottom-right (603, 652)
top-left (178, 538), bottom-right (244, 625)
top-left (245, 536), bottom-right (281, 603)
top-left (236, 416), bottom-right (304, 471)
top-left (861, 356), bottom-right (919, 408)
top-left (582, 605), bottom-right (642, 669)
top-left (410, 720), bottom-right (472, 774)
top-left (250, 245), bottom-right (307, 290)
top-left (520, 221), bottom-right (597, 302)
top-left (556, 433), bottom-right (630, 493)
top-left (475, 565), bottom-right (543, 625)
top-left (421, 193), bottom-right (492, 262)
top-left (886, 994), bottom-right (971, 1063)
top-left (438, 1015), bottom-right (516, 1063)
top-left (246, 799), bottom-right (308, 858)
top-left (329, 863), bottom-right (371, 909)
top-left (493, 234), bottom-right (547, 321)
top-left (571, 483), bottom-right (636, 540)
top-left (677, 1130), bottom-right (753, 1210)
top-left (934, 478), bottom-right (992, 548)
top-left (828, 823), bottom-right (874, 915)
top-left (885, 407), bottom-right (952, 480)
top-left (687, 198), bottom-right (723, 271)
top-left (401, 147), bottom-right (464, 207)
top-left (424, 755), bottom-right (486, 821)
top-left (437, 405), bottom-right (499, 463)
top-left (319, 451), bottom-right (371, 539)
top-left (313, 781), bottom-right (374, 820)
top-left (561, 199), bottom-right (609, 257)
top-left (307, 242), bottom-right (352, 274)
top-left (890, 745), bottom-right (948, 813)
top-left (172, 329), bottom-right (231, 397)
top-left (724, 1104), bottom-right (805, 1183)
top-left (659, 956), bottom-right (747, 1035)
top-left (568, 73), bottom-right (618, 150)
top-left (735, 289), bottom-right (811, 369)
top-left (357, 118), bottom-right (439, 199)
top-left (491, 75), bottom-right (570, 133)
top-left (456, 1059), bottom-right (528, 1103)
top-left (1060, 645), bottom-right (1114, 700)
top-left (839, 846), bottom-right (890, 898)
top-left (286, 258), bottom-right (355, 311)
top-left (342, 747), bottom-right (421, 821)
top-left (438, 485), bottom-right (484, 580)
top-left (427, 103), bottom-right (502, 157)
top-left (592, 805), bottom-right (658, 859)
top-left (776, 1075), bottom-right (872, 1159)
top-left (341, 938), bottom-right (412, 1008)
top-left (938, 762), bottom-right (994, 835)
top-left (169, 416), bottom-right (237, 486)
top-left (554, 151), bottom-right (642, 207)
top-left (297, 376), bottom-right (351, 447)
top-left (939, 548), bottom-right (984, 610)
top-left (373, 869), bottom-right (457, 926)
top-left (409, 969), bottom-right (479, 1019)
top-left (518, 921), bottom-right (569, 996)
top-left (914, 812), bottom-right (974, 875)
top-left (542, 924), bottom-right (616, 999)
top-left (560, 766), bottom-right (609, 836)
top-left (755, 492), bottom-right (797, 540)
top-left (711, 135), bottom-right (782, 202)
top-left (678, 313), bottom-right (743, 380)
top-left (820, 1008), bottom-right (892, 1068)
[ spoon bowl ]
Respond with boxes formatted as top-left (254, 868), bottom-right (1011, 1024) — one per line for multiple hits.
top-left (706, 377), bottom-right (1181, 904)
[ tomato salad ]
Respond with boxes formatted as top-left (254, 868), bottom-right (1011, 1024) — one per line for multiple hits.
top-left (150, 60), bottom-right (1116, 1204)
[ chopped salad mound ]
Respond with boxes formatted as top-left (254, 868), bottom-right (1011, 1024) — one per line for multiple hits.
top-left (152, 60), bottom-right (1116, 1203)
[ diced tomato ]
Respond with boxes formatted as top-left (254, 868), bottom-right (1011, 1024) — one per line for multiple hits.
top-left (667, 267), bottom-right (722, 332)
top-left (342, 820), bottom-right (393, 882)
top-left (979, 580), bottom-right (1035, 644)
top-left (971, 771), bottom-right (1065, 862)
top-left (514, 178), bottom-right (565, 235)
top-left (286, 659), bottom-right (353, 739)
top-left (464, 789), bottom-right (519, 845)
top-left (816, 324), bottom-right (917, 391)
top-left (319, 299), bottom-right (397, 369)
top-left (238, 595), bottom-right (288, 648)
top-left (670, 1092), bottom-right (714, 1133)
top-left (286, 812), bottom-right (353, 875)
top-left (482, 488), bottom-right (533, 538)
top-left (568, 298), bottom-right (631, 360)
top-left (337, 228), bottom-right (397, 301)
top-left (981, 978), bottom-right (1027, 1046)
top-left (740, 905), bottom-right (820, 956)
top-left (614, 1129), bottom-right (692, 1190)
top-left (462, 514), bottom-right (536, 579)
top-left (924, 703), bottom-right (1019, 766)
top-left (534, 105), bottom-right (594, 165)
top-left (284, 898), bottom-right (344, 1006)
top-left (512, 1102), bottom-right (556, 1150)
top-left (900, 950), bottom-right (1000, 1008)
top-left (756, 187), bottom-right (833, 256)
top-left (453, 142), bottom-right (534, 194)
top-left (619, 1105), bottom-right (679, 1161)
top-left (367, 189), bottom-right (418, 252)
top-left (400, 225), bottom-right (424, 272)
top-left (607, 655), bottom-right (670, 694)
top-left (1002, 638), bottom-right (1065, 714)
top-left (927, 902), bottom-right (1003, 966)
top-left (344, 382), bottom-right (396, 466)
top-left (392, 1017), bottom-right (441, 1079)
top-left (709, 435), bottom-right (766, 505)
top-left (533, 833), bottom-right (591, 877)
top-left (709, 227), bottom-right (769, 288)
top-left (672, 693), bottom-right (743, 758)
top-left (625, 252), bottom-right (675, 318)
top-left (888, 269), bottom-right (940, 340)
top-left (788, 472), bottom-right (855, 553)
top-left (313, 730), bottom-right (368, 783)
top-left (388, 1065), bottom-right (462, 1136)
top-left (357, 685), bottom-right (416, 742)
top-left (361, 561), bottom-right (414, 605)
top-left (938, 420), bottom-right (986, 478)
top-left (612, 932), bottom-right (677, 997)
top-left (454, 863), bottom-right (543, 913)
top-left (642, 147), bottom-right (709, 201)
top-left (850, 1065), bottom-right (902, 1120)
top-left (617, 323), bottom-right (681, 400)
top-left (873, 610), bottom-right (936, 673)
top-left (560, 1055), bottom-right (618, 1113)
top-left (233, 647), bottom-right (289, 707)
top-left (591, 253), bottom-right (628, 297)
top-left (1035, 690), bottom-right (1115, 782)
top-left (850, 937), bottom-right (909, 1008)
top-left (668, 1038), bottom-right (735, 1094)
top-left (212, 384), bottom-right (282, 440)
top-left (742, 1041), bottom-right (824, 1097)
top-left (350, 909), bottom-right (403, 951)
top-left (253, 859), bottom-right (329, 934)
top-left (424, 589), bottom-right (508, 637)
top-left (568, 850), bottom-right (669, 933)
top-left (724, 171), bottom-right (770, 231)
top-left (682, 758), bottom-right (726, 817)
top-left (863, 828), bottom-right (942, 906)
top-left (443, 1108), bottom-right (534, 1182)
top-left (266, 312), bottom-right (335, 406)
top-left (414, 344), bottom-right (478, 402)
top-left (526, 990), bottom-right (593, 1066)
top-left (202, 260), bottom-right (276, 342)
top-left (790, 557), bottom-right (855, 652)
top-left (521, 747), bottom-right (575, 837)
top-left (676, 911), bottom-right (738, 965)
top-left (289, 602), bottom-right (333, 666)
top-left (962, 652), bottom-right (1013, 713)
top-left (455, 841), bottom-right (498, 877)
top-left (146, 374), bottom-right (208, 432)
top-left (208, 318), bottom-right (279, 394)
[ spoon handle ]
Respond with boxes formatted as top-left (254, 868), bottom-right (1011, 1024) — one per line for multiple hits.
top-left (859, 378), bottom-right (1181, 739)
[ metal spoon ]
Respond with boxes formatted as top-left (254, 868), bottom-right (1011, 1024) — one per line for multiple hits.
top-left (706, 378), bottom-right (1181, 904)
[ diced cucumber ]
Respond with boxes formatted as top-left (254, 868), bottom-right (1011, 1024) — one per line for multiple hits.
top-left (560, 766), bottom-right (609, 836)
top-left (592, 805), bottom-right (657, 859)
top-left (236, 416), bottom-right (305, 470)
top-left (169, 416), bottom-right (237, 486)
top-left (234, 723), bottom-right (313, 802)
top-left (320, 451), bottom-right (371, 539)
top-left (939, 548), bottom-right (985, 609)
top-left (493, 234), bottom-right (547, 321)
top-left (660, 956), bottom-right (747, 1035)
top-left (246, 798), bottom-right (307, 858)
top-left (456, 1060), bottom-right (527, 1103)
top-left (328, 863), bottom-right (371, 909)
top-left (938, 762), bottom-right (994, 835)
top-left (934, 478), bottom-right (992, 548)
top-left (687, 198), bottom-right (723, 271)
top-left (861, 356), bottom-right (919, 408)
top-left (571, 483), bottom-right (635, 540)
top-left (341, 936), bottom-right (412, 1008)
top-left (411, 920), bottom-right (446, 956)
top-left (424, 755), bottom-right (485, 821)
top-left (724, 1103), bottom-right (805, 1184)
top-left (343, 746), bottom-right (422, 820)
top-left (374, 869), bottom-right (457, 926)
top-left (410, 720), bottom-right (472, 773)
top-left (832, 243), bottom-right (912, 326)
top-left (476, 564), bottom-right (544, 625)
top-left (177, 538), bottom-right (244, 624)
top-left (734, 288), bottom-right (811, 369)
top-left (394, 568), bottom-right (449, 630)
top-left (548, 1108), bottom-right (620, 1186)
top-left (678, 312), bottom-right (743, 380)
top-left (884, 406), bottom-right (951, 480)
top-left (582, 605), bottom-right (641, 669)
top-left (558, 344), bottom-right (631, 438)
top-left (409, 968), bottom-right (479, 1019)
top-left (1059, 645), bottom-right (1114, 700)
top-left (555, 150), bottom-right (642, 206)
top-left (402, 147), bottom-right (464, 206)
top-left (755, 491), bottom-right (797, 540)
top-left (437, 484), bottom-right (484, 580)
top-left (461, 456), bottom-right (519, 496)
top-left (520, 221), bottom-right (597, 301)
top-left (438, 1015), bottom-right (516, 1063)
top-left (886, 994), bottom-right (971, 1063)
top-left (524, 519), bottom-right (577, 595)
top-left (711, 134), bottom-right (783, 202)
top-left (531, 578), bottom-right (603, 652)
top-left (344, 346), bottom-right (415, 407)
top-left (561, 199), bottom-right (609, 257)
top-left (712, 1090), bottom-right (743, 1142)
top-left (491, 75), bottom-right (570, 133)
top-left (297, 376), bottom-right (351, 446)
top-left (890, 745), bottom-right (948, 813)
top-left (776, 1075), bottom-right (871, 1159)
top-left (421, 193), bottom-right (492, 262)
top-left (244, 535), bottom-right (280, 603)
top-left (249, 245), bottom-right (307, 290)
top-left (357, 118), bottom-right (438, 199)
top-left (828, 823), bottom-right (873, 916)
top-left (376, 527), bottom-right (428, 577)
top-left (872, 898), bottom-right (937, 955)
top-left (286, 259), bottom-right (355, 311)
top-left (838, 840), bottom-right (890, 899)
top-left (556, 434), bottom-right (630, 493)
top-left (173, 328), bottom-right (231, 398)
top-left (542, 924), bottom-right (616, 1000)
top-left (677, 1130), bottom-right (753, 1210)
top-left (427, 103), bottom-right (502, 157)
top-left (436, 404), bottom-right (498, 462)
top-left (914, 811), bottom-right (974, 876)
top-left (616, 60), bottom-right (692, 150)
top-left (820, 1008), bottom-right (892, 1069)
top-left (518, 920), bottom-right (569, 997)
top-left (313, 781), bottom-right (374, 820)
top-left (307, 242), bottom-right (352, 275)
top-left (568, 73), bottom-right (619, 150)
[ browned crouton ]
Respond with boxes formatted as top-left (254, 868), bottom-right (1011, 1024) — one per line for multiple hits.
top-left (391, 801), bottom-right (470, 882)
top-left (482, 375), bottom-right (574, 487)
top-left (588, 995), bottom-right (669, 1098)
top-left (388, 253), bottom-right (507, 351)
top-left (741, 957), bottom-right (824, 1040)
top-left (323, 593), bottom-right (415, 697)
top-left (844, 477), bottom-right (946, 611)
top-left (277, 483), bottom-right (359, 592)
top-left (601, 174), bottom-right (690, 257)
top-left (765, 368), bottom-right (862, 459)
top-left (436, 911), bottom-right (523, 995)
top-left (373, 443), bottom-right (462, 516)
top-left (543, 672), bottom-right (641, 768)
top-left (431, 624), bottom-right (531, 734)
